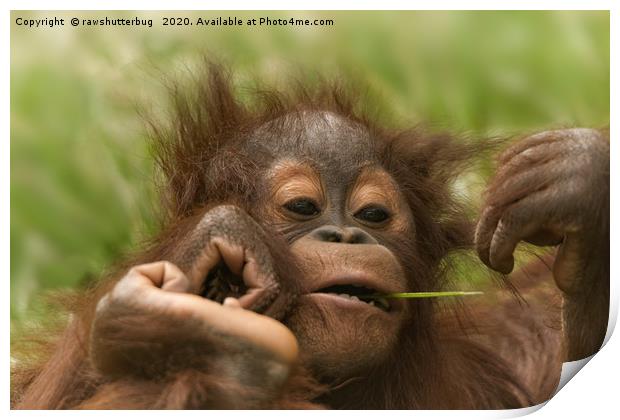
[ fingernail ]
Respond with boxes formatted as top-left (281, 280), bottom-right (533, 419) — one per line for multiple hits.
top-left (499, 260), bottom-right (514, 274)
top-left (223, 297), bottom-right (241, 308)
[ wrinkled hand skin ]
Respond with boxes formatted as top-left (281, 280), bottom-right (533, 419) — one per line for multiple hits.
top-left (166, 205), bottom-right (293, 318)
top-left (90, 205), bottom-right (298, 407)
top-left (476, 128), bottom-right (610, 360)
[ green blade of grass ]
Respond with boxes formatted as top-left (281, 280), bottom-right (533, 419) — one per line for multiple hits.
top-left (360, 291), bottom-right (484, 299)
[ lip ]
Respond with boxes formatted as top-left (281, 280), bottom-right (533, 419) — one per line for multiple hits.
top-left (303, 272), bottom-right (404, 314)
top-left (305, 272), bottom-right (395, 295)
top-left (301, 292), bottom-right (403, 316)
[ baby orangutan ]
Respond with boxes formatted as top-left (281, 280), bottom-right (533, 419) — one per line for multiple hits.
top-left (12, 65), bottom-right (609, 409)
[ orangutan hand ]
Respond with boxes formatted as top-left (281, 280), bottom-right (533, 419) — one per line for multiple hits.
top-left (475, 128), bottom-right (609, 294)
top-left (90, 206), bottom-right (299, 400)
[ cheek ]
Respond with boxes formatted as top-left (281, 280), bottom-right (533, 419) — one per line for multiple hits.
top-left (378, 234), bottom-right (430, 289)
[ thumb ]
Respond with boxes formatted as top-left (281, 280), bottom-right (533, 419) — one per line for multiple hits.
top-left (553, 233), bottom-right (583, 295)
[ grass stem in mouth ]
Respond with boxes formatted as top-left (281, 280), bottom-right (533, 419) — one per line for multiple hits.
top-left (359, 291), bottom-right (484, 299)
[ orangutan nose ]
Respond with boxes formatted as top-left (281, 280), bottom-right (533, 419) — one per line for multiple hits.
top-left (308, 225), bottom-right (378, 245)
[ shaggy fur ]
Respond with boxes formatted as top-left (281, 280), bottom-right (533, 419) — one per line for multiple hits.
top-left (12, 62), bottom-right (575, 409)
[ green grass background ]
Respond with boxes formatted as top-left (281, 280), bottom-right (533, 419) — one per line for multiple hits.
top-left (10, 11), bottom-right (610, 321)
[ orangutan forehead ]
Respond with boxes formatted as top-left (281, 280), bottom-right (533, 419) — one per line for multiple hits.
top-left (248, 110), bottom-right (376, 167)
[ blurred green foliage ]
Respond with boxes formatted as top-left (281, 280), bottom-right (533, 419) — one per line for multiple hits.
top-left (10, 11), bottom-right (609, 321)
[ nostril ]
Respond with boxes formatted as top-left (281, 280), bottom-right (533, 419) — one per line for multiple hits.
top-left (346, 227), bottom-right (378, 245)
top-left (324, 232), bottom-right (342, 242)
top-left (309, 226), bottom-right (378, 245)
top-left (310, 226), bottom-right (344, 243)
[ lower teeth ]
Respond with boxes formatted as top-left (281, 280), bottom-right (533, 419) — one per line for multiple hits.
top-left (326, 292), bottom-right (388, 310)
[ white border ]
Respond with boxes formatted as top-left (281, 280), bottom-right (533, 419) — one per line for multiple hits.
top-left (3, 2), bottom-right (617, 419)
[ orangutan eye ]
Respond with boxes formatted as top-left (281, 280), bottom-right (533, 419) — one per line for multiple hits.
top-left (354, 206), bottom-right (390, 224)
top-left (284, 198), bottom-right (320, 217)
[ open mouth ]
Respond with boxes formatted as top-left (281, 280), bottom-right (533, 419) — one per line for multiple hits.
top-left (313, 284), bottom-right (391, 312)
